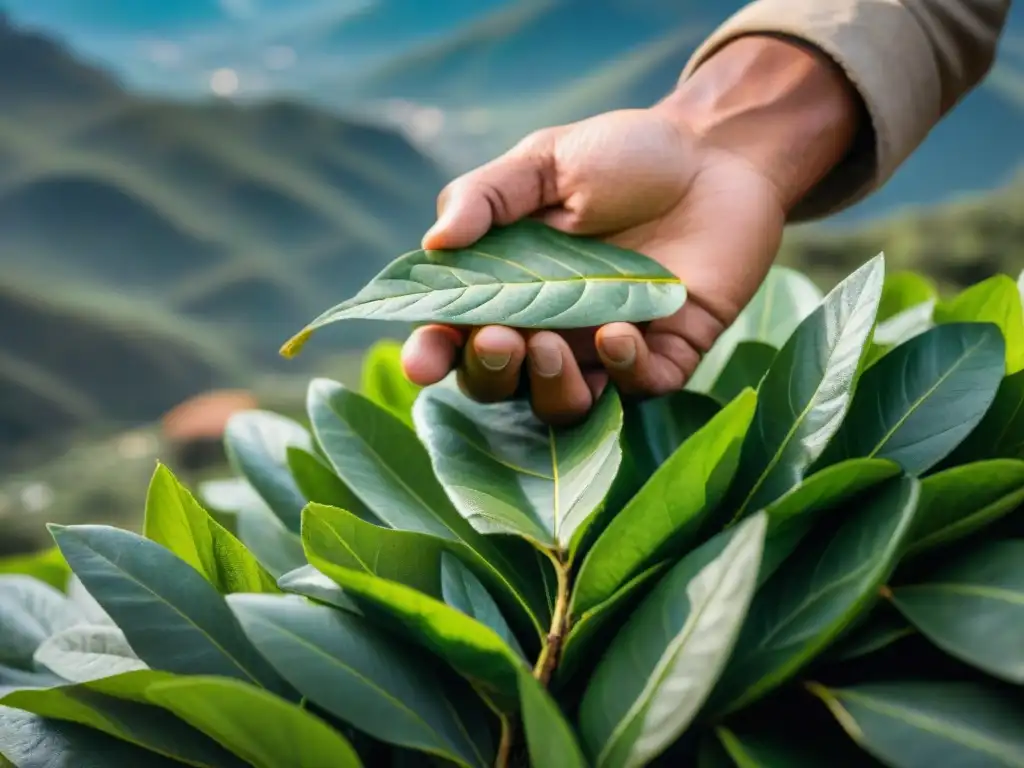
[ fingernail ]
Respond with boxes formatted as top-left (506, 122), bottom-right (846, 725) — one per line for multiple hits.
top-left (600, 336), bottom-right (636, 368)
top-left (478, 350), bottom-right (511, 372)
top-left (530, 346), bottom-right (563, 378)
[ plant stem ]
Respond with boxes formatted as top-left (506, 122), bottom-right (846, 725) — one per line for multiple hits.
top-left (533, 551), bottom-right (571, 686)
top-left (495, 716), bottom-right (515, 768)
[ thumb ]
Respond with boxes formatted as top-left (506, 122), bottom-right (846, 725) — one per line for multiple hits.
top-left (422, 130), bottom-right (560, 250)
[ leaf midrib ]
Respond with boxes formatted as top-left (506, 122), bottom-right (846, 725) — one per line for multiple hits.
top-left (866, 336), bottom-right (988, 458)
top-left (837, 689), bottom-right (1024, 762)
top-left (897, 582), bottom-right (1024, 605)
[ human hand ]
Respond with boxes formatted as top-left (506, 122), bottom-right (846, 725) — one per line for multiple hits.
top-left (401, 36), bottom-right (860, 425)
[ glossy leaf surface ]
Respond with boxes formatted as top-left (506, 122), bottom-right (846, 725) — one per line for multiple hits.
top-left (723, 256), bottom-right (884, 518)
top-left (284, 220), bottom-right (686, 348)
top-left (229, 593), bottom-right (492, 767)
top-left (33, 623), bottom-right (146, 683)
top-left (0, 575), bottom-right (73, 668)
top-left (146, 676), bottom-right (362, 768)
top-left (414, 383), bottom-right (622, 553)
top-left (286, 446), bottom-right (379, 525)
top-left (276, 564), bottom-right (362, 614)
top-left (817, 323), bottom-right (1005, 474)
top-left (709, 341), bottom-right (776, 404)
top-left (308, 379), bottom-right (546, 633)
top-left (519, 671), bottom-right (588, 768)
top-left (572, 389), bottom-right (755, 616)
top-left (709, 476), bottom-right (919, 715)
top-left (688, 265), bottom-right (823, 392)
top-left (303, 508), bottom-right (526, 709)
top-left (579, 513), bottom-right (766, 768)
top-left (223, 410), bottom-right (313, 533)
top-left (893, 539), bottom-right (1024, 683)
top-left (50, 524), bottom-right (291, 696)
top-left (906, 459), bottom-right (1024, 554)
top-left (440, 553), bottom-right (525, 660)
top-left (144, 464), bottom-right (279, 594)
top-left (812, 681), bottom-right (1024, 767)
top-left (939, 369), bottom-right (1024, 466)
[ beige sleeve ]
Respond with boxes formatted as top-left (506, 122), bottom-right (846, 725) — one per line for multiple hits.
top-left (681, 0), bottom-right (1012, 220)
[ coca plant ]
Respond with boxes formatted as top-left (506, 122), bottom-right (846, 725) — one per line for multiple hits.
top-left (1, 221), bottom-right (1023, 767)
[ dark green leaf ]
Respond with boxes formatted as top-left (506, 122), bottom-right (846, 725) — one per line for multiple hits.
top-left (893, 539), bottom-right (1024, 683)
top-left (519, 671), bottom-right (588, 768)
top-left (934, 274), bottom-right (1024, 374)
top-left (286, 446), bottom-right (380, 525)
top-left (558, 562), bottom-right (668, 685)
top-left (229, 593), bottom-right (492, 768)
top-left (708, 477), bottom-right (919, 715)
top-left (628, 391), bottom-right (723, 474)
top-left (283, 220), bottom-right (686, 352)
top-left (816, 323), bottom-right (1006, 475)
top-left (303, 507), bottom-right (527, 710)
top-left (49, 524), bottom-right (292, 696)
top-left (756, 458), bottom-right (902, 586)
top-left (414, 383), bottom-right (622, 554)
top-left (441, 553), bottom-right (525, 660)
top-left (906, 459), bottom-right (1024, 554)
top-left (572, 389), bottom-right (756, 617)
top-left (709, 342), bottom-right (777, 404)
top-left (579, 513), bottom-right (767, 768)
top-left (824, 607), bottom-right (915, 662)
top-left (360, 339), bottom-right (422, 426)
top-left (722, 256), bottom-right (884, 518)
top-left (1, 671), bottom-right (246, 767)
top-left (688, 266), bottom-right (823, 393)
top-left (223, 410), bottom-right (314, 533)
top-left (144, 464), bottom-right (279, 595)
top-left (938, 370), bottom-right (1024, 466)
top-left (810, 680), bottom-right (1024, 767)
top-left (878, 272), bottom-right (938, 323)
top-left (0, 706), bottom-right (183, 768)
top-left (198, 478), bottom-right (307, 578)
top-left (308, 379), bottom-right (547, 635)
top-left (0, 575), bottom-right (74, 668)
top-left (277, 564), bottom-right (362, 614)
top-left (0, 548), bottom-right (69, 591)
top-left (716, 727), bottom-right (822, 767)
top-left (145, 676), bottom-right (362, 768)
top-left (33, 624), bottom-right (146, 683)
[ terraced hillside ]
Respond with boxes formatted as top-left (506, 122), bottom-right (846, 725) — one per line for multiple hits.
top-left (0, 17), bottom-right (445, 457)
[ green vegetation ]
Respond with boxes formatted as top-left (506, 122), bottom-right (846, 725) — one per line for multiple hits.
top-left (1, 225), bottom-right (1021, 766)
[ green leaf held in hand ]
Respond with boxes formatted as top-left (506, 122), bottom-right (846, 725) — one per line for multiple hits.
top-left (708, 476), bottom-right (919, 715)
top-left (145, 676), bottom-right (362, 768)
top-left (905, 459), bottom-right (1024, 555)
top-left (934, 273), bottom-right (1024, 374)
top-left (893, 539), bottom-right (1024, 683)
top-left (229, 593), bottom-right (493, 768)
top-left (281, 220), bottom-right (686, 356)
top-left (144, 464), bottom-right (279, 595)
top-left (414, 383), bottom-right (622, 555)
top-left (722, 255), bottom-right (884, 519)
top-left (815, 323), bottom-right (1006, 475)
top-left (49, 524), bottom-right (293, 697)
top-left (687, 265), bottom-right (823, 393)
top-left (579, 513), bottom-right (767, 768)
top-left (572, 388), bottom-right (756, 617)
top-left (810, 681), bottom-right (1024, 767)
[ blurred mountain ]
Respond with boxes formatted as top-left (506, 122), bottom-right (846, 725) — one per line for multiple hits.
top-left (0, 14), bottom-right (445, 458)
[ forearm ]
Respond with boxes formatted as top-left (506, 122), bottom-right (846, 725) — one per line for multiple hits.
top-left (671, 0), bottom-right (1012, 220)
top-left (653, 35), bottom-right (864, 214)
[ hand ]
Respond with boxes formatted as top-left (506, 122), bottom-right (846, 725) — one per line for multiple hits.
top-left (401, 37), bottom-right (860, 425)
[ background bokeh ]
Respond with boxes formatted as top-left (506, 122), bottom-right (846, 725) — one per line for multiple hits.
top-left (1, 0), bottom-right (1022, 555)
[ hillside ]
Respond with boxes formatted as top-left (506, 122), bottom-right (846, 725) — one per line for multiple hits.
top-left (0, 15), bottom-right (446, 458)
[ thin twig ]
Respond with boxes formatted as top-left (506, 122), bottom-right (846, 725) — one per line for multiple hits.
top-left (533, 550), bottom-right (571, 687)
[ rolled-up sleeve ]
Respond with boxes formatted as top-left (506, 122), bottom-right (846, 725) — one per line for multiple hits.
top-left (681, 0), bottom-right (1012, 220)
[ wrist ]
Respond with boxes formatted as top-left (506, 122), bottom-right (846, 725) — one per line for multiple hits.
top-left (654, 34), bottom-right (863, 212)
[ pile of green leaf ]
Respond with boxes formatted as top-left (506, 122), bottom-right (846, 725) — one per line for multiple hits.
top-left (1, 222), bottom-right (1023, 767)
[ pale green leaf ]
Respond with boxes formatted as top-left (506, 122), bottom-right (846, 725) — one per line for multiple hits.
top-left (360, 339), bottom-right (422, 426)
top-left (934, 274), bottom-right (1024, 373)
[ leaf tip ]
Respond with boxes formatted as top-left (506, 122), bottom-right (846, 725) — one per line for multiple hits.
top-left (280, 327), bottom-right (314, 359)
